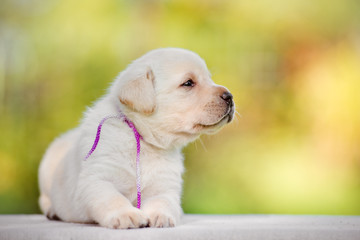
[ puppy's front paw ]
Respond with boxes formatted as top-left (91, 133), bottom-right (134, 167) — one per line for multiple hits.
top-left (146, 210), bottom-right (176, 228)
top-left (99, 207), bottom-right (149, 229)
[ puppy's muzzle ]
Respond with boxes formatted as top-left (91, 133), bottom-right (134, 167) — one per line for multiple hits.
top-left (220, 91), bottom-right (234, 122)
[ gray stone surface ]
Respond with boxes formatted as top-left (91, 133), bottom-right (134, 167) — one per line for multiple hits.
top-left (0, 214), bottom-right (359, 240)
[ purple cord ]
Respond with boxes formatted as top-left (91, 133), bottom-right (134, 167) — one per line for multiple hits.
top-left (124, 119), bottom-right (143, 209)
top-left (84, 115), bottom-right (121, 160)
top-left (84, 112), bottom-right (143, 209)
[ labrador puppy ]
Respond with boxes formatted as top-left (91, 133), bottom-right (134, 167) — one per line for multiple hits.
top-left (38, 48), bottom-right (234, 229)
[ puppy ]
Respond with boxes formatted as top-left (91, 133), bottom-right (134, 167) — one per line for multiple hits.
top-left (38, 48), bottom-right (235, 229)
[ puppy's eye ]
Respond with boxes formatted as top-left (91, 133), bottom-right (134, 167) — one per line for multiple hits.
top-left (181, 79), bottom-right (195, 87)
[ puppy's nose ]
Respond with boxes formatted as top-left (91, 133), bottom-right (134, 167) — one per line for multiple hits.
top-left (221, 91), bottom-right (233, 104)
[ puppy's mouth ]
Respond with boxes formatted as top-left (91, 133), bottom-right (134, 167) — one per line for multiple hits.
top-left (195, 103), bottom-right (235, 129)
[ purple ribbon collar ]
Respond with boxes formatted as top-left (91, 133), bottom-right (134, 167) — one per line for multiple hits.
top-left (84, 112), bottom-right (143, 209)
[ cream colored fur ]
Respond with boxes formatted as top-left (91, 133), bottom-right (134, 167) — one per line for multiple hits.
top-left (38, 48), bottom-right (234, 229)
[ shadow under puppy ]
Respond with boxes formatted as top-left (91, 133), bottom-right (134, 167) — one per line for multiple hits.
top-left (38, 48), bottom-right (235, 229)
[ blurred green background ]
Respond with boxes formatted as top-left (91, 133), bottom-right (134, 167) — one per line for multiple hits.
top-left (1, 0), bottom-right (359, 215)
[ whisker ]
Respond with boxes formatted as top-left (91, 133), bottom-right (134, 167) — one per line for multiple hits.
top-left (235, 110), bottom-right (242, 118)
top-left (229, 109), bottom-right (241, 126)
top-left (198, 137), bottom-right (208, 152)
top-left (194, 140), bottom-right (198, 151)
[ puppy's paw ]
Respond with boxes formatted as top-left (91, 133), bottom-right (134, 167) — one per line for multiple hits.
top-left (146, 210), bottom-right (176, 228)
top-left (99, 207), bottom-right (149, 229)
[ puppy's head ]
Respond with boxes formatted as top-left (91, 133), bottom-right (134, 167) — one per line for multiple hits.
top-left (113, 48), bottom-right (235, 146)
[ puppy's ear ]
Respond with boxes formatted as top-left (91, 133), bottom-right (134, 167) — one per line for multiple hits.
top-left (118, 66), bottom-right (156, 115)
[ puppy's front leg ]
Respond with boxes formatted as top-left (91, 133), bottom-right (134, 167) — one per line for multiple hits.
top-left (78, 179), bottom-right (148, 229)
top-left (141, 194), bottom-right (182, 228)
